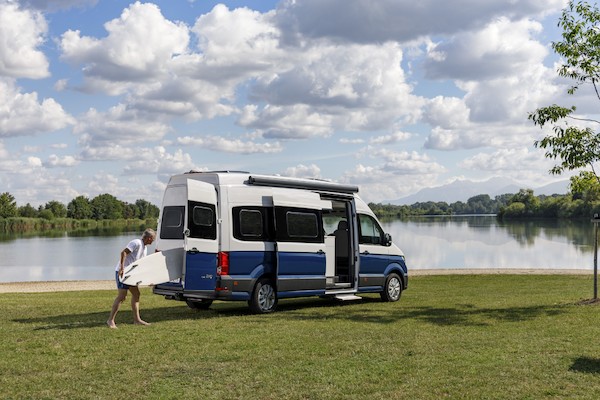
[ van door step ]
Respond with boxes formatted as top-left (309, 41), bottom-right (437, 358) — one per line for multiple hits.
top-left (334, 294), bottom-right (362, 301)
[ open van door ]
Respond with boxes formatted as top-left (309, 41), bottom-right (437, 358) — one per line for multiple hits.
top-left (272, 190), bottom-right (332, 296)
top-left (183, 179), bottom-right (219, 294)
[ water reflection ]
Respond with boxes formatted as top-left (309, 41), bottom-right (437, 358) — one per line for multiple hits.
top-left (0, 226), bottom-right (148, 242)
top-left (0, 232), bottom-right (156, 282)
top-left (0, 217), bottom-right (597, 282)
top-left (382, 216), bottom-right (595, 270)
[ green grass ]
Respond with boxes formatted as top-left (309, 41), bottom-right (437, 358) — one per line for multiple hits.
top-left (2, 275), bottom-right (600, 399)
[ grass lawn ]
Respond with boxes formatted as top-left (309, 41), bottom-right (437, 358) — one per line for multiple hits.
top-left (2, 274), bottom-right (600, 399)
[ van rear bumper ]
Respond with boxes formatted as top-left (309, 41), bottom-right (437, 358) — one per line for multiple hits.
top-left (152, 279), bottom-right (252, 301)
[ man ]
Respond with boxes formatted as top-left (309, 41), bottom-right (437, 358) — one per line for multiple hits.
top-left (107, 228), bottom-right (156, 328)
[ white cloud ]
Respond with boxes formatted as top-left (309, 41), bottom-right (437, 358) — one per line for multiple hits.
top-left (459, 148), bottom-right (561, 185)
top-left (122, 148), bottom-right (199, 177)
top-left (22, 0), bottom-right (98, 12)
top-left (74, 104), bottom-right (170, 148)
top-left (0, 79), bottom-right (74, 137)
top-left (45, 154), bottom-right (79, 168)
top-left (247, 42), bottom-right (423, 136)
top-left (178, 135), bottom-right (283, 154)
top-left (60, 2), bottom-right (189, 94)
top-left (339, 138), bottom-right (365, 144)
top-left (0, 149), bottom-right (81, 206)
top-left (191, 4), bottom-right (284, 78)
top-left (370, 131), bottom-right (412, 145)
top-left (238, 104), bottom-right (334, 139)
top-left (424, 18), bottom-right (547, 81)
top-left (283, 164), bottom-right (321, 178)
top-left (423, 96), bottom-right (470, 129)
top-left (0, 2), bottom-right (49, 79)
top-left (276, 0), bottom-right (566, 44)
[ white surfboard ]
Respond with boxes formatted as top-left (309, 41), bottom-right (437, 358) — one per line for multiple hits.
top-left (120, 248), bottom-right (184, 286)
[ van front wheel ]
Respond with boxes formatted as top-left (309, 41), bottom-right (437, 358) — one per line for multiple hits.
top-left (249, 278), bottom-right (278, 314)
top-left (380, 273), bottom-right (402, 302)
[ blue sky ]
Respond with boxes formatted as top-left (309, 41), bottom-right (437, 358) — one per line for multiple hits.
top-left (0, 0), bottom-right (587, 206)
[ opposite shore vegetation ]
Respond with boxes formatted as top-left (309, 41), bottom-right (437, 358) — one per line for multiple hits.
top-left (1, 172), bottom-right (600, 234)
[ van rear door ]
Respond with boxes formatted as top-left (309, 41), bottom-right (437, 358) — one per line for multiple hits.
top-left (273, 190), bottom-right (332, 296)
top-left (183, 179), bottom-right (219, 293)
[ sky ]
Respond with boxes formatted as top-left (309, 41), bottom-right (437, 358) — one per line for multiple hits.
top-left (0, 0), bottom-right (591, 207)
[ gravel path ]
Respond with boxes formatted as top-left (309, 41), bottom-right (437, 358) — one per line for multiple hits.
top-left (0, 269), bottom-right (592, 293)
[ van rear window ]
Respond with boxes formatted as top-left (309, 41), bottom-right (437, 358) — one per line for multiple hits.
top-left (160, 206), bottom-right (185, 239)
top-left (188, 201), bottom-right (216, 240)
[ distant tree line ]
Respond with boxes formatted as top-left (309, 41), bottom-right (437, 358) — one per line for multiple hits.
top-left (369, 193), bottom-right (513, 218)
top-left (0, 192), bottom-right (159, 221)
top-left (370, 173), bottom-right (600, 220)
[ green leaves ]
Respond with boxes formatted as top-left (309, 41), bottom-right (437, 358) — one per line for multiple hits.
top-left (531, 1), bottom-right (600, 178)
top-left (554, 0), bottom-right (600, 97)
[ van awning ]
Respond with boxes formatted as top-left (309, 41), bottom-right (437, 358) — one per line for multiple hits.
top-left (248, 175), bottom-right (359, 194)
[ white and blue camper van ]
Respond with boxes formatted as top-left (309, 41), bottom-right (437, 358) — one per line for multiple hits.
top-left (152, 171), bottom-right (408, 313)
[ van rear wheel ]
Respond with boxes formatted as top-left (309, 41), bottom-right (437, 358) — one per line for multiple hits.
top-left (249, 278), bottom-right (277, 314)
top-left (380, 273), bottom-right (402, 302)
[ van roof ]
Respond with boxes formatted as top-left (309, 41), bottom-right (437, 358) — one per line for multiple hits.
top-left (171, 171), bottom-right (360, 194)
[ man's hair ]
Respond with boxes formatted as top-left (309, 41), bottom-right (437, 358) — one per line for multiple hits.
top-left (142, 228), bottom-right (156, 239)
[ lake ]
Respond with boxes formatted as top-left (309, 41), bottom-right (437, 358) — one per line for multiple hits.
top-left (0, 216), bottom-right (596, 282)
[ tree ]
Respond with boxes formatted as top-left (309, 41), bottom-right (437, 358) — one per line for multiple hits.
top-left (0, 192), bottom-right (17, 218)
top-left (91, 194), bottom-right (123, 220)
top-left (67, 196), bottom-right (93, 219)
top-left (135, 199), bottom-right (159, 219)
top-left (123, 203), bottom-right (138, 219)
top-left (18, 203), bottom-right (38, 218)
top-left (44, 201), bottom-right (67, 218)
top-left (570, 170), bottom-right (600, 200)
top-left (467, 194), bottom-right (492, 214)
top-left (529, 1), bottom-right (600, 183)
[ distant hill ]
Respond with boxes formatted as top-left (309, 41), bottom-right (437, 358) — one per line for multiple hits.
top-left (387, 177), bottom-right (569, 205)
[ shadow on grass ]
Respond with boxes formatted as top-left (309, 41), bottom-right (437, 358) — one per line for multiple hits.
top-left (12, 295), bottom-right (568, 330)
top-left (12, 304), bottom-right (250, 330)
top-left (280, 299), bottom-right (568, 326)
top-left (570, 357), bottom-right (600, 374)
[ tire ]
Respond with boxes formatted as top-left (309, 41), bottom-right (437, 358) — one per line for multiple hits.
top-left (249, 278), bottom-right (278, 314)
top-left (380, 273), bottom-right (402, 302)
top-left (186, 298), bottom-right (213, 310)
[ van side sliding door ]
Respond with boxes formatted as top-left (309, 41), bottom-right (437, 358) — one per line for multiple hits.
top-left (272, 191), bottom-right (332, 297)
top-left (183, 179), bottom-right (219, 293)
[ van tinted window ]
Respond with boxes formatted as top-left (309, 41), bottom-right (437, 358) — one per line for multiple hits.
top-left (358, 214), bottom-right (384, 245)
top-left (287, 212), bottom-right (318, 238)
top-left (188, 201), bottom-right (216, 240)
top-left (232, 207), bottom-right (274, 241)
top-left (160, 206), bottom-right (185, 239)
top-left (275, 207), bottom-right (323, 243)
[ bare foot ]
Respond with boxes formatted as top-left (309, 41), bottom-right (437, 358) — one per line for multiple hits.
top-left (134, 320), bottom-right (151, 326)
top-left (107, 320), bottom-right (117, 329)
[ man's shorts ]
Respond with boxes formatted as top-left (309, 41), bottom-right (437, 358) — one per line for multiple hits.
top-left (115, 271), bottom-right (130, 290)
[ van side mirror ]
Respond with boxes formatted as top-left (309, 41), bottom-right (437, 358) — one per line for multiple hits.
top-left (384, 233), bottom-right (392, 247)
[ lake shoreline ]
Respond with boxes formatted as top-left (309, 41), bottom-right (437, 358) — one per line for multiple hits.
top-left (0, 268), bottom-right (593, 293)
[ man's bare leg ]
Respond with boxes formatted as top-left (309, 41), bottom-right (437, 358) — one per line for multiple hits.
top-left (107, 288), bottom-right (128, 328)
top-left (129, 286), bottom-right (150, 326)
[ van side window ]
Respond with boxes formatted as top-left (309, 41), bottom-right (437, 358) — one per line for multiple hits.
top-left (160, 206), bottom-right (185, 239)
top-left (232, 206), bottom-right (274, 241)
top-left (275, 207), bottom-right (323, 243)
top-left (188, 201), bottom-right (216, 240)
top-left (358, 214), bottom-right (384, 245)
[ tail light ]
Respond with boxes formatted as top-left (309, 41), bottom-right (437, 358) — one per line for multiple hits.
top-left (217, 251), bottom-right (229, 276)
